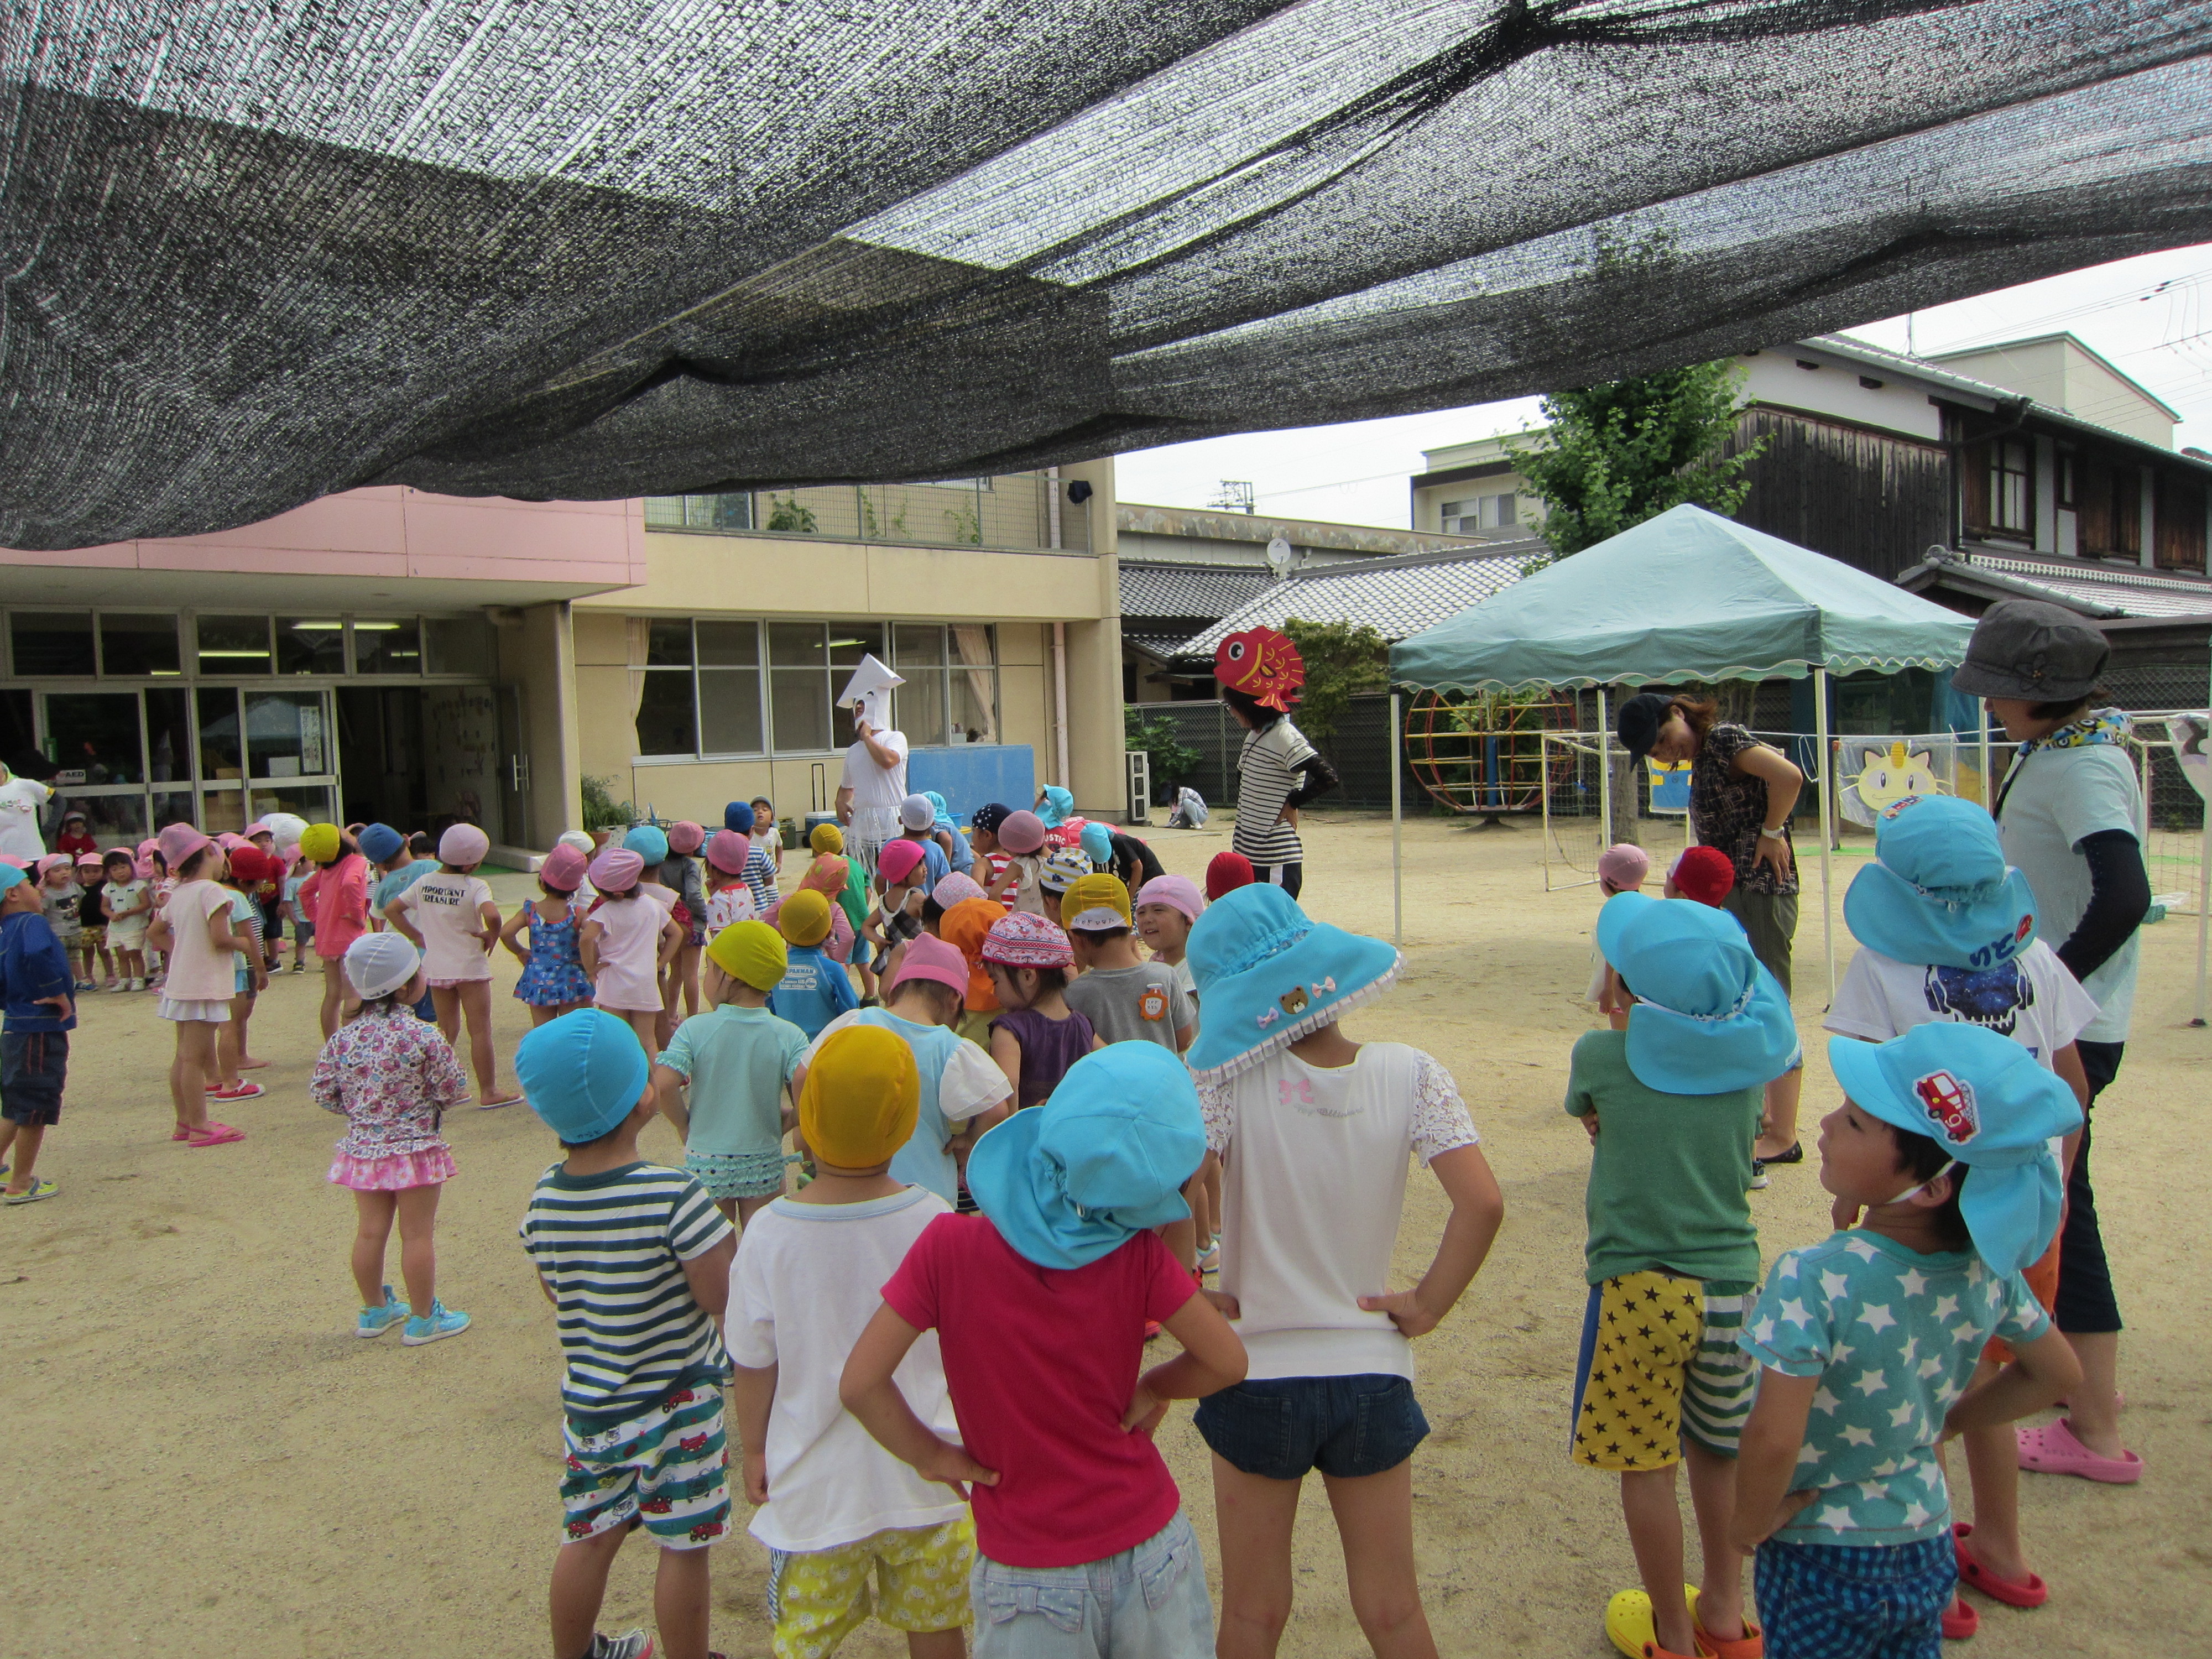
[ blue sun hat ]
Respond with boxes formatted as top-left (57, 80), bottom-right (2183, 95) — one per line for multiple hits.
top-left (624, 822), bottom-right (670, 864)
top-left (1828, 1024), bottom-right (2081, 1275)
top-left (1185, 883), bottom-right (1401, 1084)
top-left (1079, 820), bottom-right (1114, 867)
top-left (966, 1044), bottom-right (1206, 1269)
top-left (515, 1008), bottom-right (651, 1145)
top-left (925, 790), bottom-right (954, 830)
top-left (1036, 785), bottom-right (1074, 828)
top-left (1843, 794), bottom-right (2038, 971)
top-left (1597, 891), bottom-right (1799, 1094)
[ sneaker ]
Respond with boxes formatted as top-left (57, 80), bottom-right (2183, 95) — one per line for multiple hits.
top-left (585, 1633), bottom-right (655, 1659)
top-left (127, 978), bottom-right (145, 992)
top-left (1197, 1241), bottom-right (1221, 1273)
top-left (207, 1081), bottom-right (265, 1101)
top-left (356, 1286), bottom-right (410, 1338)
top-left (289, 961), bottom-right (306, 973)
top-left (5, 1178), bottom-right (58, 1206)
top-left (1748, 1165), bottom-right (1771, 1191)
top-left (401, 1300), bottom-right (472, 1346)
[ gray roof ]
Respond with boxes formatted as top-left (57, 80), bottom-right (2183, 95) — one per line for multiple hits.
top-left (1175, 541), bottom-right (1545, 656)
top-left (1907, 546), bottom-right (2212, 620)
top-left (1119, 564), bottom-right (1279, 620)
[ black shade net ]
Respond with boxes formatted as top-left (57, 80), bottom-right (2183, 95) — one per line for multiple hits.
top-left (4, 1), bottom-right (2210, 551)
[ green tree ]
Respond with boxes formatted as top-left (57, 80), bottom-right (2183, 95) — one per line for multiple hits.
top-left (1123, 706), bottom-right (1202, 792)
top-left (1279, 617), bottom-right (1390, 747)
top-left (1506, 359), bottom-right (1764, 558)
top-left (579, 774), bottom-right (635, 832)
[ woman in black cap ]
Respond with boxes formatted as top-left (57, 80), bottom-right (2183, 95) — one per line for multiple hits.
top-left (1953, 598), bottom-right (2146, 1481)
top-left (1616, 690), bottom-right (1806, 1164)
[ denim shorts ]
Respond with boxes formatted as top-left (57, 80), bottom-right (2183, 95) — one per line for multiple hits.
top-left (972, 1511), bottom-right (1211, 1659)
top-left (1, 1031), bottom-right (68, 1126)
top-left (1194, 1373), bottom-right (1427, 1480)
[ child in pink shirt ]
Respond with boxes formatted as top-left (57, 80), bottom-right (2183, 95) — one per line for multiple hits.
top-left (144, 825), bottom-right (255, 1147)
top-left (298, 823), bottom-right (370, 1040)
top-left (841, 1044), bottom-right (1245, 1659)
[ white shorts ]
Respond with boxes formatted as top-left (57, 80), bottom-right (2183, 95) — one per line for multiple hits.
top-left (158, 998), bottom-right (231, 1023)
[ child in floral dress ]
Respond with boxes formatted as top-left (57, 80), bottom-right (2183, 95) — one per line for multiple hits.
top-left (312, 932), bottom-right (473, 1346)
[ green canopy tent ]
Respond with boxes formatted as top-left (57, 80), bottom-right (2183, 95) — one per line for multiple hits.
top-left (1386, 504), bottom-right (1979, 994)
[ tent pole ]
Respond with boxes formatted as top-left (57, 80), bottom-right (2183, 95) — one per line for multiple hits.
top-left (1979, 698), bottom-right (1993, 810)
top-left (2199, 668), bottom-right (2211, 1026)
top-left (1391, 691), bottom-right (1404, 947)
top-left (1815, 667), bottom-right (1835, 1003)
top-left (1597, 688), bottom-right (1611, 849)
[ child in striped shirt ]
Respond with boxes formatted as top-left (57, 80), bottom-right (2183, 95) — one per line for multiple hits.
top-left (516, 1009), bottom-right (739, 1659)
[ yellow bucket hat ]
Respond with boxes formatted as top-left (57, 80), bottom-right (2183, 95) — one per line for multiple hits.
top-left (777, 888), bottom-right (834, 947)
top-left (706, 920), bottom-right (787, 993)
top-left (1063, 872), bottom-right (1133, 930)
top-left (800, 1025), bottom-right (920, 1170)
top-left (299, 822), bottom-right (342, 864)
top-left (809, 821), bottom-right (845, 855)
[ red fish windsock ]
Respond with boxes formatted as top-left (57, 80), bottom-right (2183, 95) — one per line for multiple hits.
top-left (1213, 627), bottom-right (1306, 712)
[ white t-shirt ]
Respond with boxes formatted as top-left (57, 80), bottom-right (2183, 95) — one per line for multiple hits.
top-left (1995, 741), bottom-right (2142, 1043)
top-left (0, 776), bottom-right (51, 859)
top-left (724, 1187), bottom-right (967, 1552)
top-left (402, 871), bottom-right (494, 982)
top-left (1199, 1043), bottom-right (1480, 1381)
top-left (1828, 940), bottom-right (2099, 1066)
top-left (838, 731), bottom-right (909, 812)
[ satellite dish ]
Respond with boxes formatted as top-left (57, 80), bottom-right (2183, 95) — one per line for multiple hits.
top-left (1264, 536), bottom-right (1295, 577)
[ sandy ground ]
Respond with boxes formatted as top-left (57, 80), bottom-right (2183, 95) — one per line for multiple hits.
top-left (6, 813), bottom-right (2206, 1658)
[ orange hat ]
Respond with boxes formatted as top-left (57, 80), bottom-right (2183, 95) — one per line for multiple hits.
top-left (939, 896), bottom-right (1008, 1012)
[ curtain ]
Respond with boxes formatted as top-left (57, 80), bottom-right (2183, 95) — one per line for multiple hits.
top-left (952, 625), bottom-right (998, 744)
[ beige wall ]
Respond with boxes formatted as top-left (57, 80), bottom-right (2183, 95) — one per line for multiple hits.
top-left (498, 601), bottom-right (581, 847)
top-left (566, 480), bottom-right (1128, 827)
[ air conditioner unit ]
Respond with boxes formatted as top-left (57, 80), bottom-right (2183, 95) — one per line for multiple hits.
top-left (1125, 751), bottom-right (1152, 824)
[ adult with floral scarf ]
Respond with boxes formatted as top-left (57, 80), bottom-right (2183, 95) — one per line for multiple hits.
top-left (1955, 598), bottom-right (2149, 1484)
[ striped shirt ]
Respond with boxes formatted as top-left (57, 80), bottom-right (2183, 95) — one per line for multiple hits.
top-left (518, 1160), bottom-right (734, 1426)
top-left (743, 843), bottom-right (780, 914)
top-left (1233, 718), bottom-right (1318, 867)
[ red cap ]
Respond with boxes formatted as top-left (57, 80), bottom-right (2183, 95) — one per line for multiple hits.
top-left (1667, 844), bottom-right (1737, 907)
top-left (1204, 850), bottom-right (1256, 901)
top-left (226, 846), bottom-right (270, 884)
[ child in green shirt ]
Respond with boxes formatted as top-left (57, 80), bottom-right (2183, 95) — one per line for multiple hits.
top-left (1565, 891), bottom-right (1799, 1659)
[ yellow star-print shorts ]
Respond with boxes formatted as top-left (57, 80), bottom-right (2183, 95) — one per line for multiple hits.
top-left (767, 1516), bottom-right (975, 1659)
top-left (1570, 1271), bottom-right (1758, 1470)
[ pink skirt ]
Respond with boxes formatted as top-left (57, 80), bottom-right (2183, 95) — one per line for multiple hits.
top-left (328, 1144), bottom-right (456, 1191)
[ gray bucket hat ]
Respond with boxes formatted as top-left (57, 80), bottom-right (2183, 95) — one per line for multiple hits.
top-left (1949, 599), bottom-right (2109, 702)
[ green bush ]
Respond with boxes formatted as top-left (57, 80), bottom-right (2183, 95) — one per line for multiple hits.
top-left (1124, 707), bottom-right (1202, 793)
top-left (580, 774), bottom-right (635, 832)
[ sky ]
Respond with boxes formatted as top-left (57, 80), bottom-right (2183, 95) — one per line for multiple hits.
top-left (1114, 245), bottom-right (2212, 530)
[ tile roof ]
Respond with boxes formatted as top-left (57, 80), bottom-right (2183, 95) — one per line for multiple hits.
top-left (1175, 542), bottom-right (1543, 656)
top-left (1121, 630), bottom-right (1197, 661)
top-left (1119, 563), bottom-right (1279, 619)
top-left (1929, 547), bottom-right (2212, 619)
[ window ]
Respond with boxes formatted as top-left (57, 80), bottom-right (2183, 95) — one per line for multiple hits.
top-left (245, 691), bottom-right (330, 778)
top-left (633, 618), bottom-right (985, 758)
top-left (12, 612), bottom-right (95, 676)
top-left (1990, 439), bottom-right (2032, 535)
top-left (2056, 450), bottom-right (2078, 511)
top-left (353, 618), bottom-right (421, 674)
top-left (425, 616), bottom-right (495, 675)
top-left (100, 614), bottom-right (181, 676)
top-left (44, 692), bottom-right (143, 784)
top-left (196, 615), bottom-right (273, 675)
top-left (277, 617), bottom-right (347, 675)
top-left (196, 687), bottom-right (243, 780)
top-left (893, 623), bottom-right (999, 745)
top-left (1440, 492), bottom-right (1517, 533)
top-left (2110, 465), bottom-right (2142, 557)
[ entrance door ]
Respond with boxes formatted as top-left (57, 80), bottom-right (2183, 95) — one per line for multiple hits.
top-left (495, 685), bottom-right (530, 850)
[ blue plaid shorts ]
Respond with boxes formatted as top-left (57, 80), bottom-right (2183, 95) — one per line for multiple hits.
top-left (1755, 1535), bottom-right (1953, 1659)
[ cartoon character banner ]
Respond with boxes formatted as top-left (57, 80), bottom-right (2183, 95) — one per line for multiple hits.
top-left (1838, 735), bottom-right (1964, 827)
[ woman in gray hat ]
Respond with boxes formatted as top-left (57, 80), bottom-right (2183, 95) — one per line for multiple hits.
top-left (1616, 691), bottom-right (1807, 1165)
top-left (1953, 598), bottom-right (2147, 1481)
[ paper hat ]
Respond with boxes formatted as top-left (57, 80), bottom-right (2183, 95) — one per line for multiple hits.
top-left (836, 653), bottom-right (904, 731)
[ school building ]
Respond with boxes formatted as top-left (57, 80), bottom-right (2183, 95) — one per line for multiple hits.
top-left (0, 463), bottom-right (1125, 859)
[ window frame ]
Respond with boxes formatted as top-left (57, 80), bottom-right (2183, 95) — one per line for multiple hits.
top-left (1989, 437), bottom-right (2033, 536)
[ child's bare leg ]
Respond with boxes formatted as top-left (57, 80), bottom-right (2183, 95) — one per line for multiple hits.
top-left (677, 942), bottom-right (701, 1019)
top-left (626, 1010), bottom-right (660, 1067)
top-left (1683, 1440), bottom-right (1745, 1640)
top-left (1204, 1157), bottom-right (1223, 1243)
top-left (1955, 1357), bottom-right (2032, 1580)
top-left (654, 1543), bottom-right (713, 1659)
top-left (235, 992), bottom-right (263, 1066)
top-left (350, 1190), bottom-right (399, 1307)
top-left (394, 1182), bottom-right (442, 1314)
top-left (319, 956), bottom-right (346, 1038)
top-left (530, 1003), bottom-right (561, 1027)
top-left (432, 984), bottom-right (463, 1046)
top-left (906, 1631), bottom-right (964, 1659)
top-left (1212, 1456), bottom-right (1303, 1659)
top-left (170, 1021), bottom-right (215, 1130)
top-left (1755, 1067), bottom-right (1803, 1161)
top-left (215, 1013), bottom-right (243, 1088)
top-left (460, 980), bottom-right (508, 1098)
top-left (737, 1192), bottom-right (777, 1228)
top-left (550, 1526), bottom-right (629, 1659)
top-left (1620, 1465), bottom-right (1694, 1656)
top-left (713, 1197), bottom-right (737, 1225)
top-left (1, 1123), bottom-right (45, 1195)
top-left (1323, 1461), bottom-right (1437, 1659)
